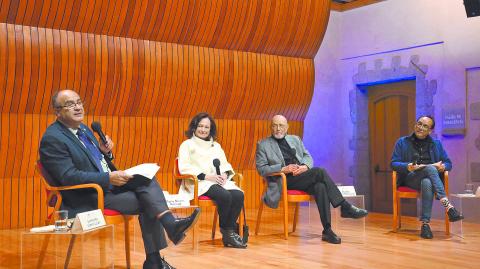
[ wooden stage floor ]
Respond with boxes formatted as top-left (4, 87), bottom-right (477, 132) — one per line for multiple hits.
top-left (1, 211), bottom-right (478, 269)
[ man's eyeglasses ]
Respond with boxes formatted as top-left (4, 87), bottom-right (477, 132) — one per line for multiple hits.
top-left (271, 124), bottom-right (287, 130)
top-left (57, 99), bottom-right (83, 110)
top-left (415, 121), bottom-right (432, 130)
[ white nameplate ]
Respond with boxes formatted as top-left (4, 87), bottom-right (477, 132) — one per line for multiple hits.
top-left (338, 186), bottom-right (357, 197)
top-left (165, 194), bottom-right (190, 208)
top-left (71, 209), bottom-right (106, 233)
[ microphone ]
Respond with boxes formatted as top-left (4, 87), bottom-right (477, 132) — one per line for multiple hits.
top-left (213, 159), bottom-right (221, 175)
top-left (91, 121), bottom-right (111, 155)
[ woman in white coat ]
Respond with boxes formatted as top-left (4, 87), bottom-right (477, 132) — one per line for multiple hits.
top-left (178, 113), bottom-right (246, 248)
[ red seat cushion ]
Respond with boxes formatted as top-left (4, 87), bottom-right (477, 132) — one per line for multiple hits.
top-left (287, 190), bottom-right (309, 195)
top-left (104, 208), bottom-right (122, 216)
top-left (397, 186), bottom-right (417, 193)
top-left (198, 195), bottom-right (212, 200)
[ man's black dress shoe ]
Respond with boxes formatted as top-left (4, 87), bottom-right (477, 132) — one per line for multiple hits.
top-left (143, 256), bottom-right (176, 269)
top-left (341, 205), bottom-right (368, 219)
top-left (447, 207), bottom-right (464, 222)
top-left (420, 223), bottom-right (433, 239)
top-left (160, 256), bottom-right (176, 269)
top-left (322, 229), bottom-right (341, 244)
top-left (168, 208), bottom-right (201, 245)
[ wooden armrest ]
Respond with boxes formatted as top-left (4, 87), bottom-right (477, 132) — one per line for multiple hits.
top-left (392, 171), bottom-right (397, 190)
top-left (264, 172), bottom-right (288, 198)
top-left (266, 172), bottom-right (286, 177)
top-left (176, 173), bottom-right (200, 205)
top-left (175, 174), bottom-right (198, 181)
top-left (46, 183), bottom-right (105, 210)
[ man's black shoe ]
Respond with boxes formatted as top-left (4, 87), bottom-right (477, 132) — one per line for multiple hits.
top-left (168, 208), bottom-right (201, 245)
top-left (447, 207), bottom-right (464, 222)
top-left (143, 259), bottom-right (162, 269)
top-left (160, 256), bottom-right (176, 269)
top-left (420, 223), bottom-right (433, 239)
top-left (341, 205), bottom-right (368, 219)
top-left (321, 229), bottom-right (341, 244)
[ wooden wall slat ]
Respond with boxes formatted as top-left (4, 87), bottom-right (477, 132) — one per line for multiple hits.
top-left (0, 0), bottom-right (329, 58)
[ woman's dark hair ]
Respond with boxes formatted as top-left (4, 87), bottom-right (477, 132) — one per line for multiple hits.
top-left (417, 115), bottom-right (435, 129)
top-left (185, 112), bottom-right (217, 140)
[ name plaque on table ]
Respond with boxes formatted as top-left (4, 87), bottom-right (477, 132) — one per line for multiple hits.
top-left (71, 209), bottom-right (106, 232)
top-left (338, 186), bottom-right (357, 197)
top-left (164, 192), bottom-right (190, 208)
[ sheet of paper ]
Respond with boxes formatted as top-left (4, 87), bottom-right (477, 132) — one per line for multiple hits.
top-left (124, 163), bottom-right (160, 179)
top-left (30, 225), bottom-right (55, 233)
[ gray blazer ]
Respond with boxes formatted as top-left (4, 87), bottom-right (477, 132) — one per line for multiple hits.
top-left (255, 135), bottom-right (314, 208)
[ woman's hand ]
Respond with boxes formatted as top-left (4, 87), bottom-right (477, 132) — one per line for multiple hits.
top-left (205, 174), bottom-right (226, 185)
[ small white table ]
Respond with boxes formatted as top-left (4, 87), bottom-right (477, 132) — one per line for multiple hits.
top-left (331, 195), bottom-right (366, 235)
top-left (449, 194), bottom-right (480, 238)
top-left (21, 224), bottom-right (114, 268)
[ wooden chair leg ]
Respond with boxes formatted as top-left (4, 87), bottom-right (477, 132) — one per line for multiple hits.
top-left (64, 234), bottom-right (76, 269)
top-left (212, 208), bottom-right (218, 240)
top-left (239, 207), bottom-right (245, 238)
top-left (283, 201), bottom-right (289, 240)
top-left (255, 201), bottom-right (264, 235)
top-left (392, 197), bottom-right (398, 232)
top-left (124, 218), bottom-right (131, 269)
top-left (292, 203), bottom-right (299, 233)
top-left (100, 228), bottom-right (106, 267)
top-left (36, 234), bottom-right (51, 269)
top-left (397, 198), bottom-right (402, 230)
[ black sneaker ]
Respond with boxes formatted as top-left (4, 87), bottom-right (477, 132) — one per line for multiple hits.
top-left (420, 223), bottom-right (433, 239)
top-left (447, 207), bottom-right (464, 222)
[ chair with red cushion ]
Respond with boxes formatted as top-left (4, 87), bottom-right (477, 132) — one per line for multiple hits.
top-left (173, 158), bottom-right (245, 242)
top-left (37, 161), bottom-right (134, 269)
top-left (392, 170), bottom-right (449, 234)
top-left (255, 172), bottom-right (311, 239)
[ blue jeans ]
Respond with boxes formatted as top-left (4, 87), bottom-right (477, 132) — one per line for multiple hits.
top-left (404, 165), bottom-right (446, 222)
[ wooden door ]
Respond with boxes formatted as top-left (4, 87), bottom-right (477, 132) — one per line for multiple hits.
top-left (368, 80), bottom-right (416, 214)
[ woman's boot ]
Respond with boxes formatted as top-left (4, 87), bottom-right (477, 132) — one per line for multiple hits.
top-left (220, 228), bottom-right (247, 248)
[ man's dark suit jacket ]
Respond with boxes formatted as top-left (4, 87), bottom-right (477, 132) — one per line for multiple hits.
top-left (39, 120), bottom-right (115, 217)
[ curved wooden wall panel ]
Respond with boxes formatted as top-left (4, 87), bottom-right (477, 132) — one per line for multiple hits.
top-left (0, 24), bottom-right (314, 120)
top-left (0, 0), bottom-right (330, 58)
top-left (0, 0), bottom-right (330, 229)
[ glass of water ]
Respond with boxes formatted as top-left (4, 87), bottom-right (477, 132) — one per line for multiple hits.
top-left (54, 210), bottom-right (69, 231)
top-left (465, 183), bottom-right (474, 195)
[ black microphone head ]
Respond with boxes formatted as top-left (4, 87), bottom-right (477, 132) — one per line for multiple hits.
top-left (213, 158), bottom-right (221, 167)
top-left (91, 121), bottom-right (102, 133)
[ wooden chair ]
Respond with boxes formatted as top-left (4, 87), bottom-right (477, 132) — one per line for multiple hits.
top-left (37, 161), bottom-right (134, 269)
top-left (392, 170), bottom-right (450, 234)
top-left (255, 172), bottom-right (311, 239)
top-left (173, 158), bottom-right (245, 241)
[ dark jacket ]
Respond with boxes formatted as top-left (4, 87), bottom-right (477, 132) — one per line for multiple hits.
top-left (39, 121), bottom-right (115, 217)
top-left (390, 134), bottom-right (452, 185)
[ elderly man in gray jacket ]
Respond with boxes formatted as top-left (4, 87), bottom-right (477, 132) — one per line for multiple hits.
top-left (255, 115), bottom-right (368, 244)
